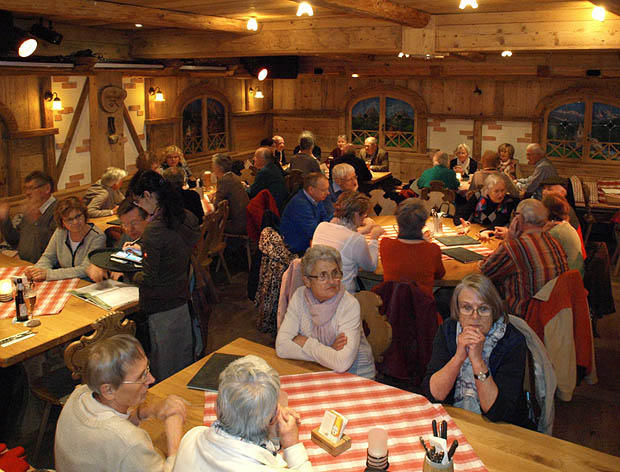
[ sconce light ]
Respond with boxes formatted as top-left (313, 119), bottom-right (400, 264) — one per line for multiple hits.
top-left (501, 50), bottom-right (513, 57)
top-left (592, 6), bottom-right (605, 22)
top-left (247, 17), bottom-right (258, 31)
top-left (148, 86), bottom-right (165, 102)
top-left (249, 87), bottom-right (264, 99)
top-left (44, 91), bottom-right (63, 110)
top-left (459, 0), bottom-right (478, 9)
top-left (297, 2), bottom-right (314, 16)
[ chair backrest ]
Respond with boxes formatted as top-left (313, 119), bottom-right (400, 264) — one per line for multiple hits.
top-left (367, 189), bottom-right (397, 217)
top-left (354, 291), bottom-right (392, 363)
top-left (64, 310), bottom-right (136, 382)
top-left (508, 315), bottom-right (557, 435)
top-left (240, 167), bottom-right (255, 185)
top-left (287, 169), bottom-right (304, 196)
top-left (421, 181), bottom-right (456, 216)
top-left (200, 200), bottom-right (229, 260)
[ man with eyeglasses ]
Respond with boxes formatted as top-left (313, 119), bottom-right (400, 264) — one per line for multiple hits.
top-left (0, 170), bottom-right (57, 263)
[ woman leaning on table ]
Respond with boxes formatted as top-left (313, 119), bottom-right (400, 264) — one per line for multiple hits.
top-left (24, 196), bottom-right (105, 281)
top-left (276, 245), bottom-right (376, 379)
top-left (422, 274), bottom-right (532, 428)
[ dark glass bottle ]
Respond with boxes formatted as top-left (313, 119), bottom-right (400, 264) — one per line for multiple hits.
top-left (15, 277), bottom-right (28, 322)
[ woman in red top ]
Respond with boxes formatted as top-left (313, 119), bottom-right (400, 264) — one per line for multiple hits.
top-left (380, 199), bottom-right (445, 296)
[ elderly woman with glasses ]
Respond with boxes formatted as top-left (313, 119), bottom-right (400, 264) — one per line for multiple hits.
top-left (173, 355), bottom-right (312, 471)
top-left (312, 191), bottom-right (384, 292)
top-left (55, 334), bottom-right (187, 472)
top-left (276, 245), bottom-right (375, 379)
top-left (422, 274), bottom-right (530, 427)
top-left (24, 196), bottom-right (105, 281)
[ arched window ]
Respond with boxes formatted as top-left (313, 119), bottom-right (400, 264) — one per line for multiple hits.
top-left (181, 96), bottom-right (228, 157)
top-left (348, 89), bottom-right (427, 152)
top-left (543, 95), bottom-right (620, 162)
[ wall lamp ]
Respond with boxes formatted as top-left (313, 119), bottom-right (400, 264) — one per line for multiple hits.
top-left (44, 91), bottom-right (63, 110)
top-left (249, 87), bottom-right (264, 99)
top-left (148, 86), bottom-right (165, 102)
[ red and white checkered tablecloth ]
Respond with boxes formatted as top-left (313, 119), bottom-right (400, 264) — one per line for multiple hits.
top-left (370, 224), bottom-right (494, 261)
top-left (0, 267), bottom-right (80, 319)
top-left (203, 371), bottom-right (487, 472)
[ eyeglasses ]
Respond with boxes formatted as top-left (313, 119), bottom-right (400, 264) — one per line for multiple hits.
top-left (121, 219), bottom-right (144, 230)
top-left (63, 213), bottom-right (84, 224)
top-left (459, 304), bottom-right (493, 318)
top-left (120, 363), bottom-right (151, 385)
top-left (307, 270), bottom-right (343, 283)
top-left (23, 183), bottom-right (46, 192)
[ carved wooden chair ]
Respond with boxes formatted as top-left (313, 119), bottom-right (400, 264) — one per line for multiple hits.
top-left (367, 188), bottom-right (397, 217)
top-left (199, 200), bottom-right (232, 283)
top-left (354, 291), bottom-right (392, 364)
top-left (240, 166), bottom-right (256, 186)
top-left (30, 311), bottom-right (135, 460)
top-left (420, 180), bottom-right (456, 216)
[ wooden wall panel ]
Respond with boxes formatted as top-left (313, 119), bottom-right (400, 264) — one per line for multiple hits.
top-left (0, 76), bottom-right (42, 130)
top-left (231, 114), bottom-right (270, 151)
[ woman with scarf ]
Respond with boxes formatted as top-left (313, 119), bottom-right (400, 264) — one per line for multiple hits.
top-left (275, 245), bottom-right (375, 379)
top-left (422, 274), bottom-right (531, 427)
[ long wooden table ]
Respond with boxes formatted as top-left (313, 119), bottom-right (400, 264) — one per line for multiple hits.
top-left (140, 338), bottom-right (620, 472)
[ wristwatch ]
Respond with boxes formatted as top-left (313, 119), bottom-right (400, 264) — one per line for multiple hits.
top-left (474, 370), bottom-right (490, 382)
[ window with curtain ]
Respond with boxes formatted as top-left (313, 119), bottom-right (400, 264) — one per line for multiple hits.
top-left (182, 96), bottom-right (228, 157)
top-left (545, 98), bottom-right (620, 161)
top-left (350, 95), bottom-right (418, 150)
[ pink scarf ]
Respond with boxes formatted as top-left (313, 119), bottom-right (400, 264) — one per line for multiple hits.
top-left (304, 287), bottom-right (346, 346)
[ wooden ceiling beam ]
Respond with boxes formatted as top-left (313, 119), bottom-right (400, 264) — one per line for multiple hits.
top-left (0, 0), bottom-right (255, 34)
top-left (310, 0), bottom-right (430, 28)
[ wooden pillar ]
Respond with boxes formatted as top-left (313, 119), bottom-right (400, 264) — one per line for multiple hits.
top-left (38, 77), bottom-right (56, 183)
top-left (88, 71), bottom-right (125, 181)
top-left (473, 120), bottom-right (482, 160)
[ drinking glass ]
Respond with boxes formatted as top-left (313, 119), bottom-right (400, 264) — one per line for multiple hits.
top-left (24, 281), bottom-right (37, 319)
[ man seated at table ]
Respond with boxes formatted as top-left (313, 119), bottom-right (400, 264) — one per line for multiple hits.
top-left (516, 143), bottom-right (558, 199)
top-left (247, 147), bottom-right (288, 212)
top-left (172, 355), bottom-right (313, 471)
top-left (422, 274), bottom-right (532, 428)
top-left (416, 151), bottom-right (460, 190)
top-left (290, 135), bottom-right (321, 176)
top-left (280, 173), bottom-right (331, 254)
top-left (324, 163), bottom-right (357, 215)
top-left (330, 144), bottom-right (372, 184)
top-left (0, 170), bottom-right (57, 263)
top-left (359, 136), bottom-right (389, 172)
top-left (480, 198), bottom-right (568, 317)
top-left (83, 166), bottom-right (127, 218)
top-left (293, 130), bottom-right (321, 160)
top-left (469, 150), bottom-right (519, 197)
top-left (213, 153), bottom-right (250, 235)
top-left (55, 334), bottom-right (186, 472)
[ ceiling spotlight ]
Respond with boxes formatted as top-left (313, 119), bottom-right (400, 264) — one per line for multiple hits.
top-left (501, 50), bottom-right (512, 57)
top-left (592, 6), bottom-right (605, 22)
top-left (14, 29), bottom-right (37, 57)
top-left (351, 73), bottom-right (359, 78)
top-left (297, 2), bottom-right (314, 16)
top-left (459, 0), bottom-right (478, 9)
top-left (257, 67), bottom-right (268, 81)
top-left (398, 52), bottom-right (404, 58)
top-left (135, 23), bottom-right (143, 28)
top-left (247, 17), bottom-right (258, 31)
top-left (44, 91), bottom-right (63, 110)
top-left (30, 20), bottom-right (63, 45)
top-left (148, 86), bottom-right (165, 102)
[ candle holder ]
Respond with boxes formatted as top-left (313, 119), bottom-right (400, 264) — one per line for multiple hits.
top-left (366, 427), bottom-right (389, 471)
top-left (0, 279), bottom-right (13, 302)
top-left (365, 450), bottom-right (389, 471)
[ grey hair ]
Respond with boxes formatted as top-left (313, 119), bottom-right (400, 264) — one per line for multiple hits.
top-left (84, 334), bottom-right (145, 395)
top-left (256, 147), bottom-right (274, 163)
top-left (396, 199), bottom-right (428, 240)
top-left (101, 167), bottom-right (127, 187)
top-left (456, 143), bottom-right (471, 155)
top-left (517, 198), bottom-right (548, 226)
top-left (364, 136), bottom-right (377, 145)
top-left (482, 173), bottom-right (505, 197)
top-left (213, 153), bottom-right (233, 173)
top-left (162, 166), bottom-right (186, 188)
top-left (337, 134), bottom-right (347, 141)
top-left (332, 163), bottom-right (355, 181)
top-left (216, 355), bottom-right (280, 444)
top-left (450, 274), bottom-right (508, 324)
top-left (301, 244), bottom-right (342, 277)
top-left (299, 135), bottom-right (314, 151)
top-left (433, 151), bottom-right (449, 167)
top-left (526, 143), bottom-right (545, 157)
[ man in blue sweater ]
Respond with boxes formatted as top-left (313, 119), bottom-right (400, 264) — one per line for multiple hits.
top-left (280, 173), bottom-right (330, 254)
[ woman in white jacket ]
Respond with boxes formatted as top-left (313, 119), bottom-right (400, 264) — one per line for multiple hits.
top-left (276, 245), bottom-right (375, 379)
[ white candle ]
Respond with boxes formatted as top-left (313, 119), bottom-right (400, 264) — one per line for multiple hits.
top-left (456, 172), bottom-right (462, 180)
top-left (368, 427), bottom-right (388, 457)
top-left (0, 279), bottom-right (12, 295)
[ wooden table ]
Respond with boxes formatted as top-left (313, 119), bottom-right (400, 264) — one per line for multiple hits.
top-left (370, 171), bottom-right (392, 184)
top-left (0, 254), bottom-right (135, 368)
top-left (140, 338), bottom-right (620, 472)
top-left (361, 215), bottom-right (500, 287)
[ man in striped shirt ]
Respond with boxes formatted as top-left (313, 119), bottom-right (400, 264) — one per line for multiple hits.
top-left (480, 199), bottom-right (568, 317)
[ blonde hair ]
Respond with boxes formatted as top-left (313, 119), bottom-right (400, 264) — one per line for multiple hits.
top-left (162, 145), bottom-right (186, 165)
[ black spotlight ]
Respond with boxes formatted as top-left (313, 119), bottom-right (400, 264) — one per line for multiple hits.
top-left (31, 21), bottom-right (63, 45)
top-left (0, 11), bottom-right (38, 57)
top-left (240, 56), bottom-right (300, 79)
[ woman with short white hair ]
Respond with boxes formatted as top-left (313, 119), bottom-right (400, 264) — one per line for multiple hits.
top-left (276, 245), bottom-right (375, 379)
top-left (83, 166), bottom-right (127, 217)
top-left (173, 355), bottom-right (313, 471)
top-left (450, 143), bottom-right (478, 177)
top-left (55, 334), bottom-right (187, 472)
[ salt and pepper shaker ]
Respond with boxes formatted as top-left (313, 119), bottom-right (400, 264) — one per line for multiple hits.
top-left (365, 427), bottom-right (389, 471)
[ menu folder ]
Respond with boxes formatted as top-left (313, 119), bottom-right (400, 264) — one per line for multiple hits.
top-left (435, 235), bottom-right (480, 246)
top-left (187, 353), bottom-right (243, 392)
top-left (441, 247), bottom-right (485, 263)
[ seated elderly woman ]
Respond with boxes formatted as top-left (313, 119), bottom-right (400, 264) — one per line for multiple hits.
top-left (450, 143), bottom-right (478, 178)
top-left (312, 191), bottom-right (384, 292)
top-left (380, 199), bottom-right (445, 296)
top-left (276, 245), bottom-right (375, 379)
top-left (454, 173), bottom-right (517, 230)
top-left (469, 151), bottom-right (519, 197)
top-left (416, 151), bottom-right (460, 190)
top-left (422, 274), bottom-right (531, 427)
top-left (83, 166), bottom-right (127, 217)
top-left (160, 144), bottom-right (196, 187)
top-left (542, 193), bottom-right (584, 276)
top-left (24, 196), bottom-right (105, 281)
top-left (173, 355), bottom-right (312, 471)
top-left (498, 142), bottom-right (519, 180)
top-left (55, 334), bottom-right (186, 472)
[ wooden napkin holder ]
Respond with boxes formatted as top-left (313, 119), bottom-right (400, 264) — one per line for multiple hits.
top-left (311, 427), bottom-right (352, 456)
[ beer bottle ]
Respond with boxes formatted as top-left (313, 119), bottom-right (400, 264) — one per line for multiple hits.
top-left (15, 277), bottom-right (28, 322)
